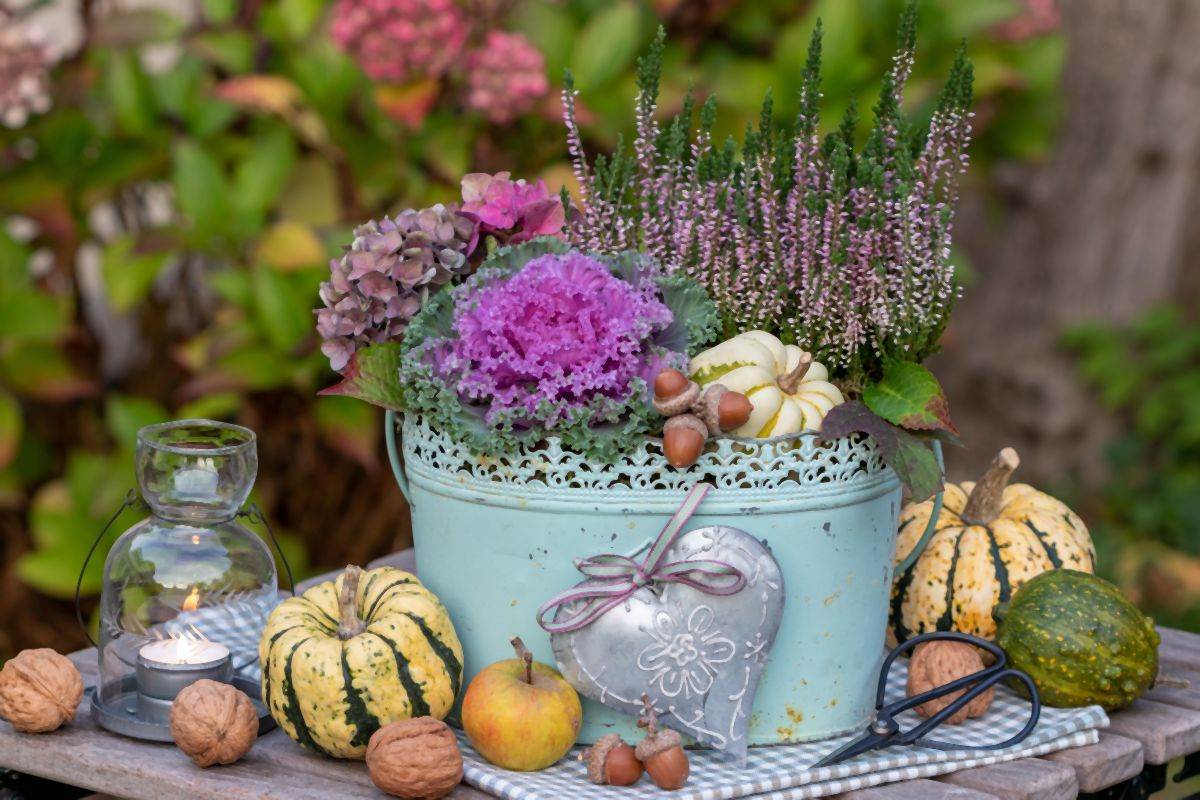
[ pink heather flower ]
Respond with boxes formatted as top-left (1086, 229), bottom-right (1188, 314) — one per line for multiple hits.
top-left (464, 31), bottom-right (548, 124)
top-left (460, 171), bottom-right (565, 243)
top-left (330, 0), bottom-right (467, 83)
top-left (446, 251), bottom-right (673, 427)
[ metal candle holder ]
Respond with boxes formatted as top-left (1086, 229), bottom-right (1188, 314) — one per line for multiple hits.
top-left (134, 646), bottom-right (234, 724)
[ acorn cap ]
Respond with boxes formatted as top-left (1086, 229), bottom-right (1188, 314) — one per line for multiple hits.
top-left (653, 372), bottom-right (701, 417)
top-left (635, 727), bottom-right (682, 761)
top-left (583, 734), bottom-right (623, 784)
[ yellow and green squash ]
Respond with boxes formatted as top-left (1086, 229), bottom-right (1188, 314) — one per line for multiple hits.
top-left (996, 569), bottom-right (1159, 710)
top-left (259, 565), bottom-right (463, 759)
top-left (890, 447), bottom-right (1096, 643)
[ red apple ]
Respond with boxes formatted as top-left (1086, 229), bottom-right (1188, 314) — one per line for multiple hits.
top-left (461, 637), bottom-right (582, 771)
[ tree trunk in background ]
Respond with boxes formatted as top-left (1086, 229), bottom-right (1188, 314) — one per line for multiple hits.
top-left (936, 0), bottom-right (1200, 485)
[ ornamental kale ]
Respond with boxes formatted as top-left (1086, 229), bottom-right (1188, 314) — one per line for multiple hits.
top-left (564, 2), bottom-right (973, 393)
top-left (400, 239), bottom-right (717, 461)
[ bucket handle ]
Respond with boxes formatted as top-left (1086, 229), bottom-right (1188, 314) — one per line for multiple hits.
top-left (384, 410), bottom-right (413, 508)
top-left (893, 439), bottom-right (944, 576)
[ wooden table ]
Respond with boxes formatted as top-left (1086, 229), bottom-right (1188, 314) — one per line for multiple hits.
top-left (2, 551), bottom-right (1198, 800)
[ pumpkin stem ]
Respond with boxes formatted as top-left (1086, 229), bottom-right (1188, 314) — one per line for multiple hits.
top-left (961, 448), bottom-right (1020, 525)
top-left (510, 636), bottom-right (534, 685)
top-left (337, 565), bottom-right (367, 640)
top-left (776, 352), bottom-right (813, 395)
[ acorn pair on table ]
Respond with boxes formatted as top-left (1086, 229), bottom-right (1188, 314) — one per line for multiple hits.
top-left (653, 369), bottom-right (753, 468)
top-left (583, 695), bottom-right (690, 790)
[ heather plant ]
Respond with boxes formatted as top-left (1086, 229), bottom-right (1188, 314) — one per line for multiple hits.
top-left (565, 5), bottom-right (972, 394)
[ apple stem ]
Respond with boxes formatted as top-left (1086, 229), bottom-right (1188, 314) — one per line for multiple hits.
top-left (510, 636), bottom-right (534, 685)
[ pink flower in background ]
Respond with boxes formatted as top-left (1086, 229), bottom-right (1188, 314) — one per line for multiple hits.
top-left (330, 0), bottom-right (467, 83)
top-left (0, 11), bottom-right (52, 129)
top-left (464, 31), bottom-right (549, 124)
top-left (994, 0), bottom-right (1059, 41)
top-left (461, 171), bottom-right (565, 242)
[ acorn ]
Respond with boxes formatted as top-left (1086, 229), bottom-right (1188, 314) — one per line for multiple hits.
top-left (694, 384), bottom-right (753, 435)
top-left (662, 415), bottom-right (707, 469)
top-left (635, 695), bottom-right (689, 791)
top-left (653, 369), bottom-right (701, 416)
top-left (582, 733), bottom-right (643, 786)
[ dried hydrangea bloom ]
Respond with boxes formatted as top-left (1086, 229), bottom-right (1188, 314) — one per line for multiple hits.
top-left (330, 0), bottom-right (467, 83)
top-left (316, 205), bottom-right (477, 372)
top-left (0, 12), bottom-right (52, 129)
top-left (460, 172), bottom-right (565, 244)
top-left (464, 31), bottom-right (548, 124)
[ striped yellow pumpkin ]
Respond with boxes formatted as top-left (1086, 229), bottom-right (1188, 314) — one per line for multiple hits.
top-left (890, 448), bottom-right (1096, 643)
top-left (259, 565), bottom-right (463, 759)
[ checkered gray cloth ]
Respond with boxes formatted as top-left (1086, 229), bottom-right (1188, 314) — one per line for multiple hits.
top-left (457, 662), bottom-right (1108, 800)
top-left (157, 600), bottom-right (1107, 800)
top-left (160, 596), bottom-right (281, 684)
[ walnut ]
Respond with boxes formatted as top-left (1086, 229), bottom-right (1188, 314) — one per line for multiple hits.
top-left (169, 680), bottom-right (258, 767)
top-left (367, 717), bottom-right (463, 799)
top-left (0, 648), bottom-right (83, 733)
top-left (907, 641), bottom-right (994, 724)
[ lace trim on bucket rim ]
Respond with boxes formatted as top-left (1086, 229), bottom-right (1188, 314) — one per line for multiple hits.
top-left (399, 414), bottom-right (888, 492)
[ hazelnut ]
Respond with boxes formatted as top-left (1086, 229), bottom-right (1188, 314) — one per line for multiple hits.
top-left (907, 641), bottom-right (993, 724)
top-left (652, 369), bottom-right (701, 416)
top-left (582, 733), bottom-right (643, 786)
top-left (635, 695), bottom-right (689, 790)
top-left (367, 717), bottom-right (463, 799)
top-left (0, 648), bottom-right (83, 734)
top-left (170, 679), bottom-right (258, 767)
top-left (662, 414), bottom-right (708, 468)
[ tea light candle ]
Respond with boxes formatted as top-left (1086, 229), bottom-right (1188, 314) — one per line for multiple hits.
top-left (135, 638), bottom-right (233, 724)
top-left (139, 638), bottom-right (230, 667)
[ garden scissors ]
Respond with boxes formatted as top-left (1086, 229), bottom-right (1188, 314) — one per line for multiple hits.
top-left (812, 631), bottom-right (1041, 768)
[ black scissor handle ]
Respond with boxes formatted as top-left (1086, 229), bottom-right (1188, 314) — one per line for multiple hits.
top-left (876, 631), bottom-right (1008, 708)
top-left (912, 668), bottom-right (1042, 752)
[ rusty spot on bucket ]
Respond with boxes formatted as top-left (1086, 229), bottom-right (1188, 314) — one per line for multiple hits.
top-left (785, 706), bottom-right (804, 724)
top-left (776, 726), bottom-right (794, 739)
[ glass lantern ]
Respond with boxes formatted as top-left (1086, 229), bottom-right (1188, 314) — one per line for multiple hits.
top-left (91, 420), bottom-right (279, 740)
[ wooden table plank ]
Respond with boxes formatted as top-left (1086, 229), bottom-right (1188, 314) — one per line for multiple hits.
top-left (834, 778), bottom-right (999, 799)
top-left (0, 647), bottom-right (485, 800)
top-left (1105, 698), bottom-right (1200, 764)
top-left (935, 758), bottom-right (1078, 800)
top-left (1158, 627), bottom-right (1200, 665)
top-left (5, 605), bottom-right (1196, 799)
top-left (1041, 732), bottom-right (1144, 793)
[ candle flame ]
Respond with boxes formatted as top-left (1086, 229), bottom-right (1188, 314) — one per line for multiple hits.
top-left (181, 586), bottom-right (200, 613)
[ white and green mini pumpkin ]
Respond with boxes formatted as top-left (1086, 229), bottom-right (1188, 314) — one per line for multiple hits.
top-left (689, 330), bottom-right (843, 437)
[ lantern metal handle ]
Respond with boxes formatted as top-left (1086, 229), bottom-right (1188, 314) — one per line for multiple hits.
top-left (74, 494), bottom-right (296, 649)
top-left (893, 439), bottom-right (945, 576)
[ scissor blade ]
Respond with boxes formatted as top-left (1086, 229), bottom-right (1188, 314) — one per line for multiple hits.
top-left (811, 731), bottom-right (888, 769)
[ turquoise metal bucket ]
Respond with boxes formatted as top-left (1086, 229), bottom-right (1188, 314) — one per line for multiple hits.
top-left (386, 412), bottom-right (908, 746)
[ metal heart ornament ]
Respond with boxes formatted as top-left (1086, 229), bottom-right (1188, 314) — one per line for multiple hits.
top-left (537, 484), bottom-right (784, 764)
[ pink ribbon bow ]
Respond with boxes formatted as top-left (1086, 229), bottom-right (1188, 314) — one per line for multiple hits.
top-left (536, 484), bottom-right (746, 634)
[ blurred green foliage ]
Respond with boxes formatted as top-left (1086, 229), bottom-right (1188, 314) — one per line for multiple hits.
top-left (0, 0), bottom-right (1062, 607)
top-left (1064, 306), bottom-right (1200, 631)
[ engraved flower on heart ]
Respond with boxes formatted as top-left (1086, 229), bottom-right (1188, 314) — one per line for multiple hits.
top-left (637, 605), bottom-right (735, 698)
